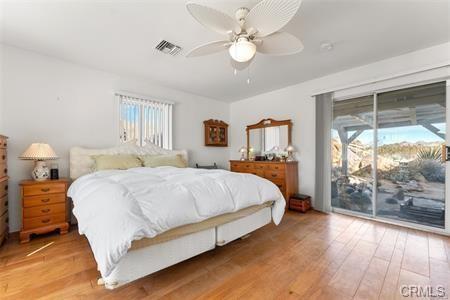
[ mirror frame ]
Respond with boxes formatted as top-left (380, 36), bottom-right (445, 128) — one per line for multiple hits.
top-left (246, 118), bottom-right (293, 158)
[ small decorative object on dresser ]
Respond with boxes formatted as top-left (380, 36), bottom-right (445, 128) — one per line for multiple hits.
top-left (0, 135), bottom-right (9, 247)
top-left (19, 178), bottom-right (69, 243)
top-left (238, 146), bottom-right (247, 160)
top-left (19, 143), bottom-right (59, 181)
top-left (289, 194), bottom-right (311, 213)
top-left (204, 119), bottom-right (228, 147)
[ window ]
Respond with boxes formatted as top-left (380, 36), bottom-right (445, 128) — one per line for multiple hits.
top-left (118, 93), bottom-right (173, 149)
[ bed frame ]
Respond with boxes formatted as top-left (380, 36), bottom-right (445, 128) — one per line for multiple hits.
top-left (69, 143), bottom-right (273, 289)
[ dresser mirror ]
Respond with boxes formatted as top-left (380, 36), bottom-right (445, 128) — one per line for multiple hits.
top-left (246, 119), bottom-right (292, 158)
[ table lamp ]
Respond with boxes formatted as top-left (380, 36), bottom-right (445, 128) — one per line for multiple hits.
top-left (19, 143), bottom-right (58, 181)
top-left (285, 144), bottom-right (296, 162)
top-left (238, 146), bottom-right (247, 161)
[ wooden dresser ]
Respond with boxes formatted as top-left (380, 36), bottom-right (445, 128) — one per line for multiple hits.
top-left (230, 160), bottom-right (298, 202)
top-left (0, 135), bottom-right (8, 246)
top-left (19, 179), bottom-right (69, 243)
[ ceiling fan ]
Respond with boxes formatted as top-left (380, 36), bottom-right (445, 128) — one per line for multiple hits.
top-left (185, 0), bottom-right (304, 72)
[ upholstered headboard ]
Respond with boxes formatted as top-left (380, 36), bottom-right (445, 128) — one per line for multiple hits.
top-left (69, 143), bottom-right (188, 180)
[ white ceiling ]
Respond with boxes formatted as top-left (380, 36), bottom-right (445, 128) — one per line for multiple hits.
top-left (1, 0), bottom-right (449, 102)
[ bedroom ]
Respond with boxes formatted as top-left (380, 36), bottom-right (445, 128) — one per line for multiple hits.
top-left (0, 0), bottom-right (449, 299)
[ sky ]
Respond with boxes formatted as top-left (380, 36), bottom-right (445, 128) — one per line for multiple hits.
top-left (332, 123), bottom-right (446, 146)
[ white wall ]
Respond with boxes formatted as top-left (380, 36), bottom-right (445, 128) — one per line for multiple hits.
top-left (230, 42), bottom-right (450, 206)
top-left (1, 45), bottom-right (230, 232)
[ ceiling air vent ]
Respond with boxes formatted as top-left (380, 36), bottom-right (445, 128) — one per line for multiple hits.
top-left (155, 40), bottom-right (182, 56)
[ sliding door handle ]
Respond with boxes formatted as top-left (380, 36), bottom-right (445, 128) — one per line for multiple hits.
top-left (443, 145), bottom-right (450, 162)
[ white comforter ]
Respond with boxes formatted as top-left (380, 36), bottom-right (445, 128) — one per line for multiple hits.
top-left (68, 167), bottom-right (285, 277)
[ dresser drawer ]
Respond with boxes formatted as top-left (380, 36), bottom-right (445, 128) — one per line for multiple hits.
top-left (23, 193), bottom-right (66, 208)
top-left (250, 170), bottom-right (265, 177)
top-left (23, 183), bottom-right (66, 197)
top-left (0, 210), bottom-right (8, 233)
top-left (266, 164), bottom-right (285, 171)
top-left (0, 180), bottom-right (8, 198)
top-left (230, 162), bottom-right (244, 172)
top-left (0, 137), bottom-right (7, 149)
top-left (23, 203), bottom-right (65, 218)
top-left (23, 213), bottom-right (65, 230)
top-left (253, 164), bottom-right (266, 170)
top-left (0, 163), bottom-right (7, 178)
top-left (0, 195), bottom-right (7, 216)
top-left (269, 179), bottom-right (286, 196)
top-left (264, 170), bottom-right (285, 180)
top-left (0, 149), bottom-right (6, 164)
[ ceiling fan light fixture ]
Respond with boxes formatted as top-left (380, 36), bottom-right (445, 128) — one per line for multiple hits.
top-left (229, 38), bottom-right (256, 62)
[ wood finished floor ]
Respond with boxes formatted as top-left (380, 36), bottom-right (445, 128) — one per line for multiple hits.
top-left (1, 211), bottom-right (449, 299)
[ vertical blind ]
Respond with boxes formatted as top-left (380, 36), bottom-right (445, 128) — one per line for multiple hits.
top-left (118, 93), bottom-right (173, 149)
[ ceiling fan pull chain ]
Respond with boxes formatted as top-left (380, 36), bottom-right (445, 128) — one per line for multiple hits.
top-left (247, 64), bottom-right (251, 85)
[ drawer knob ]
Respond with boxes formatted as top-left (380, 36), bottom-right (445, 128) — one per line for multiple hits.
top-left (41, 188), bottom-right (50, 192)
top-left (1, 155), bottom-right (5, 160)
top-left (4, 200), bottom-right (7, 206)
top-left (271, 174), bottom-right (277, 178)
top-left (41, 198), bottom-right (50, 203)
top-left (3, 168), bottom-right (7, 174)
top-left (5, 185), bottom-right (8, 191)
top-left (41, 208), bottom-right (50, 213)
top-left (3, 143), bottom-right (6, 147)
top-left (41, 219), bottom-right (50, 224)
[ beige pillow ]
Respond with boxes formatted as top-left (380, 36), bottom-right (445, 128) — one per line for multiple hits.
top-left (139, 154), bottom-right (188, 168)
top-left (92, 154), bottom-right (142, 171)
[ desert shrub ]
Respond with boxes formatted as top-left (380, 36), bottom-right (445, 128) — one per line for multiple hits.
top-left (417, 147), bottom-right (441, 161)
top-left (418, 159), bottom-right (445, 183)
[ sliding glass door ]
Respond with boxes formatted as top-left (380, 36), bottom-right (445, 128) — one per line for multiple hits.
top-left (331, 95), bottom-right (374, 215)
top-left (332, 81), bottom-right (447, 229)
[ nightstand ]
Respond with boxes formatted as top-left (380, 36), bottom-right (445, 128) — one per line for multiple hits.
top-left (19, 179), bottom-right (69, 243)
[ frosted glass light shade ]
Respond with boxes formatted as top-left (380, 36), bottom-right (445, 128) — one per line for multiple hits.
top-left (19, 143), bottom-right (58, 160)
top-left (229, 39), bottom-right (256, 62)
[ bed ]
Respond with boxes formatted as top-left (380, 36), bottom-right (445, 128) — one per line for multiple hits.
top-left (68, 143), bottom-right (285, 289)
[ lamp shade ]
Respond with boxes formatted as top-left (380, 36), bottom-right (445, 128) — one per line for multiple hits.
top-left (19, 143), bottom-right (58, 160)
top-left (285, 144), bottom-right (296, 152)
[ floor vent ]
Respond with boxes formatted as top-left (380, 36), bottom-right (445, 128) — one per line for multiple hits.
top-left (155, 40), bottom-right (182, 56)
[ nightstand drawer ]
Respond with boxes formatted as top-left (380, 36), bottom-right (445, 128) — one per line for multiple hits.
top-left (23, 183), bottom-right (66, 197)
top-left (0, 163), bottom-right (7, 178)
top-left (23, 203), bottom-right (65, 218)
top-left (23, 213), bottom-right (65, 230)
top-left (0, 180), bottom-right (7, 198)
top-left (0, 195), bottom-right (7, 216)
top-left (23, 193), bottom-right (66, 208)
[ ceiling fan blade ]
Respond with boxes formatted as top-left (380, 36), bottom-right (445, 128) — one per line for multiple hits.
top-left (186, 1), bottom-right (240, 35)
top-left (257, 32), bottom-right (304, 55)
top-left (245, 0), bottom-right (302, 37)
top-left (230, 57), bottom-right (253, 71)
top-left (186, 41), bottom-right (230, 58)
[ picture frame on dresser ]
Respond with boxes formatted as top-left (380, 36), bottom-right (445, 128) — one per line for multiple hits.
top-left (0, 135), bottom-right (8, 247)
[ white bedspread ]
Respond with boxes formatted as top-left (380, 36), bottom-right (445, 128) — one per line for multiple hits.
top-left (68, 167), bottom-right (285, 277)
